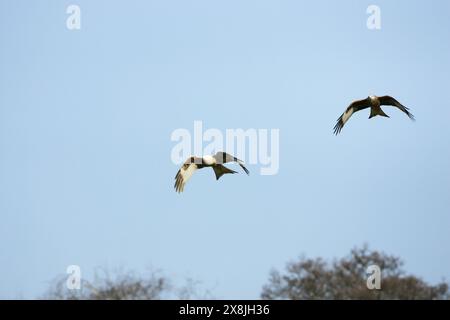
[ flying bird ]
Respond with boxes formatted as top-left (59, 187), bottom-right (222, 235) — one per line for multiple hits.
top-left (174, 152), bottom-right (249, 193)
top-left (333, 95), bottom-right (415, 135)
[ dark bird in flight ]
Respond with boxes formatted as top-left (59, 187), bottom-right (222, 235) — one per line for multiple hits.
top-left (333, 95), bottom-right (415, 135)
top-left (174, 152), bottom-right (249, 193)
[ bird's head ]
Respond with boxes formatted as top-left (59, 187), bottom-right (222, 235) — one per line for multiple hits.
top-left (369, 95), bottom-right (380, 106)
top-left (202, 155), bottom-right (216, 166)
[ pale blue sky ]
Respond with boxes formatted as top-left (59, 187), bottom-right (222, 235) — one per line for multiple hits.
top-left (1, 0), bottom-right (450, 299)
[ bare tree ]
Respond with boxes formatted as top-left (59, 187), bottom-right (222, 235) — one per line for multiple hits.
top-left (44, 268), bottom-right (169, 300)
top-left (44, 268), bottom-right (211, 300)
top-left (261, 245), bottom-right (449, 300)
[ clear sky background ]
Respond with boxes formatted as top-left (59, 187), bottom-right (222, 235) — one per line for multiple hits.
top-left (1, 0), bottom-right (450, 299)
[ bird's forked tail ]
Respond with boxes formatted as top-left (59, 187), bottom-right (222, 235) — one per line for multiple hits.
top-left (212, 164), bottom-right (237, 180)
top-left (369, 107), bottom-right (390, 119)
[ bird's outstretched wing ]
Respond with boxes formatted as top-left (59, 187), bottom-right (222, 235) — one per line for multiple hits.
top-left (213, 152), bottom-right (250, 175)
top-left (174, 157), bottom-right (198, 193)
top-left (379, 96), bottom-right (415, 120)
top-left (334, 98), bottom-right (371, 135)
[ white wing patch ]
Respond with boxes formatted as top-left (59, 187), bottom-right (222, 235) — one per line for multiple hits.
top-left (175, 163), bottom-right (198, 193)
top-left (341, 107), bottom-right (354, 125)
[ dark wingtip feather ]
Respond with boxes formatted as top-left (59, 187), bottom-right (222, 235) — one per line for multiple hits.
top-left (239, 163), bottom-right (250, 175)
top-left (174, 171), bottom-right (183, 193)
top-left (333, 121), bottom-right (343, 135)
top-left (333, 113), bottom-right (344, 135)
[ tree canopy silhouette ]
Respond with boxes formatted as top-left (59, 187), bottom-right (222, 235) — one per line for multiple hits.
top-left (44, 268), bottom-right (205, 300)
top-left (261, 245), bottom-right (449, 300)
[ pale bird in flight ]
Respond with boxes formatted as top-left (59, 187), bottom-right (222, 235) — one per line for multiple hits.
top-left (174, 152), bottom-right (250, 193)
top-left (333, 95), bottom-right (415, 135)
